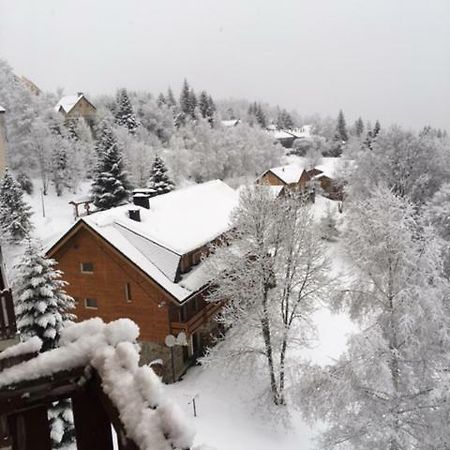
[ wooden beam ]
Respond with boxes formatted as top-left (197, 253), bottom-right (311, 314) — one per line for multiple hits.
top-left (0, 368), bottom-right (86, 416)
top-left (71, 375), bottom-right (114, 450)
top-left (8, 405), bottom-right (52, 450)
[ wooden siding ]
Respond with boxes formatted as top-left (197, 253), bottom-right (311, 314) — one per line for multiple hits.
top-left (51, 226), bottom-right (171, 343)
top-left (257, 171), bottom-right (286, 186)
top-left (66, 97), bottom-right (96, 120)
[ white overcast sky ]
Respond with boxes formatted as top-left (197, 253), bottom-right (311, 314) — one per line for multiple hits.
top-left (1, 0), bottom-right (449, 130)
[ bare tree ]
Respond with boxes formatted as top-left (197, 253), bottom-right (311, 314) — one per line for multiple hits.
top-left (204, 187), bottom-right (332, 405)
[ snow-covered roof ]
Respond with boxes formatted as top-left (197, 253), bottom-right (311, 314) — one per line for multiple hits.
top-left (267, 164), bottom-right (306, 184)
top-left (54, 180), bottom-right (239, 303)
top-left (288, 125), bottom-right (312, 139)
top-left (221, 119), bottom-right (240, 127)
top-left (54, 93), bottom-right (92, 114)
top-left (0, 105), bottom-right (5, 113)
top-left (267, 129), bottom-right (295, 140)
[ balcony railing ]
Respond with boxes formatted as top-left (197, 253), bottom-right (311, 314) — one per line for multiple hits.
top-left (0, 289), bottom-right (17, 340)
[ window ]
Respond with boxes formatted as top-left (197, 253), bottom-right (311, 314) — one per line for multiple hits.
top-left (80, 262), bottom-right (94, 273)
top-left (84, 298), bottom-right (98, 309)
top-left (125, 282), bottom-right (132, 302)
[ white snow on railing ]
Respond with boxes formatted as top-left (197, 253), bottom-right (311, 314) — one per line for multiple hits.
top-left (0, 336), bottom-right (42, 361)
top-left (0, 317), bottom-right (204, 450)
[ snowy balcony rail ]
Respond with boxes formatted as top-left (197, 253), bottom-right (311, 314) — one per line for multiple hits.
top-left (0, 318), bottom-right (200, 450)
top-left (0, 289), bottom-right (17, 340)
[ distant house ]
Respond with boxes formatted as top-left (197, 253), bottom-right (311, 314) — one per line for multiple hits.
top-left (257, 159), bottom-right (345, 201)
top-left (266, 124), bottom-right (313, 148)
top-left (46, 180), bottom-right (239, 382)
top-left (266, 125), bottom-right (296, 148)
top-left (0, 106), bottom-right (7, 176)
top-left (257, 164), bottom-right (313, 191)
top-left (54, 92), bottom-right (96, 123)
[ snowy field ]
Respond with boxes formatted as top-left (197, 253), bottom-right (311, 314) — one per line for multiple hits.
top-left (20, 180), bottom-right (354, 450)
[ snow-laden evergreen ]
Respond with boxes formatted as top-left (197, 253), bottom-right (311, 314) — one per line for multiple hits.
top-left (14, 239), bottom-right (76, 352)
top-left (146, 155), bottom-right (175, 198)
top-left (92, 121), bottom-right (131, 210)
top-left (298, 187), bottom-right (450, 449)
top-left (14, 240), bottom-right (77, 449)
top-left (0, 169), bottom-right (33, 242)
top-left (114, 88), bottom-right (139, 134)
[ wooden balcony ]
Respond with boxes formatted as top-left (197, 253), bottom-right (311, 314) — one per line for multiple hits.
top-left (0, 289), bottom-right (17, 341)
top-left (171, 301), bottom-right (222, 335)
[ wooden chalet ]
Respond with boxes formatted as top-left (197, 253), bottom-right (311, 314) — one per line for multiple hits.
top-left (257, 160), bottom-right (344, 201)
top-left (46, 180), bottom-right (239, 382)
top-left (54, 93), bottom-right (96, 123)
top-left (257, 164), bottom-right (314, 191)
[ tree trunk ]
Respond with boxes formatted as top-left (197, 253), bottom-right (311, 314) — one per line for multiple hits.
top-left (261, 286), bottom-right (280, 405)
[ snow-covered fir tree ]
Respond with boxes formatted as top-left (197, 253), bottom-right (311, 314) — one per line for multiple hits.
top-left (298, 187), bottom-right (450, 449)
top-left (156, 92), bottom-right (166, 107)
top-left (92, 121), bottom-right (131, 210)
top-left (166, 87), bottom-right (177, 108)
top-left (354, 117), bottom-right (364, 137)
top-left (14, 240), bottom-right (77, 449)
top-left (276, 109), bottom-right (294, 129)
top-left (114, 88), bottom-right (139, 134)
top-left (0, 169), bottom-right (33, 243)
top-left (179, 79), bottom-right (197, 120)
top-left (335, 109), bottom-right (348, 142)
top-left (147, 155), bottom-right (175, 197)
top-left (51, 143), bottom-right (70, 196)
top-left (199, 91), bottom-right (216, 125)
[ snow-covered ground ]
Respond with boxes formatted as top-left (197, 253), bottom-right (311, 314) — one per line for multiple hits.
top-left (18, 180), bottom-right (354, 450)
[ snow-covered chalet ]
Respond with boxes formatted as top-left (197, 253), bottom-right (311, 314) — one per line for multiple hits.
top-left (54, 92), bottom-right (96, 123)
top-left (46, 180), bottom-right (239, 381)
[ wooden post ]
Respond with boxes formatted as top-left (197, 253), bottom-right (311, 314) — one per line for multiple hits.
top-left (8, 406), bottom-right (52, 450)
top-left (71, 384), bottom-right (113, 450)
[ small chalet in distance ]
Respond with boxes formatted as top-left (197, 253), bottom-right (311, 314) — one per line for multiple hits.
top-left (46, 180), bottom-right (239, 382)
top-left (257, 159), bottom-right (344, 201)
top-left (54, 92), bottom-right (96, 123)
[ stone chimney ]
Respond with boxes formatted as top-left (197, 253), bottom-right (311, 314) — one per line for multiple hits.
top-left (0, 106), bottom-right (6, 176)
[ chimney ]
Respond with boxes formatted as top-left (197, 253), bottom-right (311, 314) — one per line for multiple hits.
top-left (132, 192), bottom-right (151, 209)
top-left (77, 92), bottom-right (84, 97)
top-left (128, 209), bottom-right (141, 222)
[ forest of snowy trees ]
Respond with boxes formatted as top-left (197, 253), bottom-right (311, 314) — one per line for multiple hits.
top-left (1, 52), bottom-right (450, 450)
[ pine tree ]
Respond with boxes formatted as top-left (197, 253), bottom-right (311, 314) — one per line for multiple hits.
top-left (15, 240), bottom-right (76, 449)
top-left (276, 109), bottom-right (294, 129)
top-left (180, 79), bottom-right (197, 120)
top-left (92, 121), bottom-right (131, 210)
top-left (199, 91), bottom-right (209, 119)
top-left (0, 169), bottom-right (33, 243)
top-left (156, 92), bottom-right (166, 107)
top-left (354, 117), bottom-right (364, 137)
top-left (147, 155), bottom-right (175, 198)
top-left (335, 109), bottom-right (348, 142)
top-left (373, 119), bottom-right (381, 138)
top-left (51, 144), bottom-right (69, 197)
top-left (166, 87), bottom-right (177, 108)
top-left (199, 91), bottom-right (216, 125)
top-left (114, 88), bottom-right (139, 134)
top-left (255, 103), bottom-right (267, 128)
